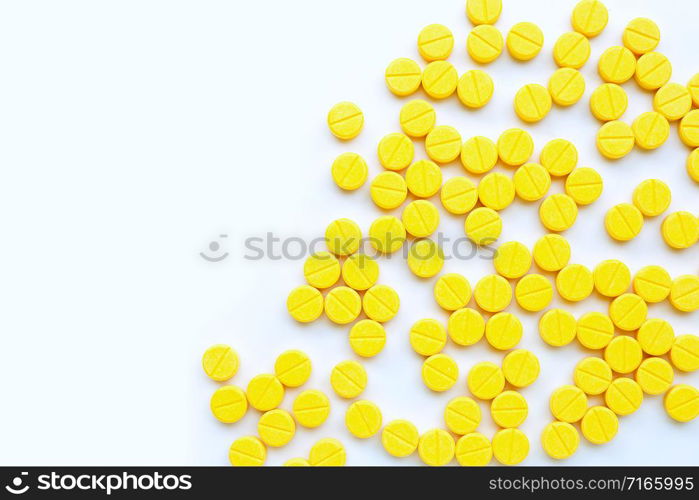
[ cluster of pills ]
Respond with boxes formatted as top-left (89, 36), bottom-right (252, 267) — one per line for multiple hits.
top-left (590, 19), bottom-right (699, 164)
top-left (604, 178), bottom-right (699, 247)
top-left (204, 344), bottom-right (384, 465)
top-left (205, 0), bottom-right (699, 466)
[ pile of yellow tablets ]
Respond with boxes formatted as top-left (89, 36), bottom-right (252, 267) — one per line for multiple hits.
top-left (204, 0), bottom-right (699, 466)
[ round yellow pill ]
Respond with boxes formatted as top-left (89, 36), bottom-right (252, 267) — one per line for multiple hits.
top-left (466, 0), bottom-right (502, 25)
top-left (349, 320), bottom-right (386, 358)
top-left (486, 312), bottom-right (523, 350)
top-left (309, 438), bottom-right (346, 466)
top-left (636, 357), bottom-right (674, 395)
top-left (550, 385), bottom-right (587, 422)
top-left (445, 397), bottom-right (481, 435)
top-left (598, 46), bottom-right (636, 84)
top-left (623, 18), bottom-right (660, 55)
top-left (502, 349), bottom-right (540, 388)
top-left (605, 377), bottom-right (643, 416)
top-left (283, 458), bottom-right (310, 466)
top-left (590, 83), bottom-right (628, 122)
top-left (287, 285), bottom-right (324, 323)
top-left (498, 128), bottom-right (534, 166)
top-left (540, 138), bottom-right (578, 177)
top-left (632, 111), bottom-right (669, 150)
top-left (441, 176), bottom-right (478, 215)
top-left (327, 102), bottom-right (363, 140)
top-left (549, 68), bottom-right (586, 108)
top-left (258, 409), bottom-right (295, 447)
top-left (604, 335), bottom-right (643, 374)
top-left (400, 99), bottom-right (436, 138)
top-left (461, 135), bottom-right (498, 174)
top-left (574, 357), bottom-right (612, 395)
top-left (687, 148), bottom-right (699, 183)
top-left (434, 273), bottom-right (471, 311)
top-left (457, 69), bottom-right (494, 108)
top-left (494, 240), bottom-right (532, 279)
top-left (539, 193), bottom-right (578, 232)
top-left (491, 391), bottom-right (528, 428)
top-left (533, 234), bottom-right (571, 272)
top-left (581, 406), bottom-right (618, 444)
top-left (247, 374), bottom-right (284, 412)
top-left (474, 274), bottom-right (512, 313)
top-left (324, 286), bottom-right (361, 325)
top-left (210, 385), bottom-right (247, 423)
top-left (342, 254), bottom-right (379, 291)
top-left (229, 436), bottom-right (265, 466)
top-left (370, 171), bottom-right (408, 210)
top-left (553, 31), bottom-right (590, 69)
top-left (571, 0), bottom-right (608, 37)
top-left (417, 24), bottom-right (454, 62)
top-left (633, 265), bottom-right (671, 303)
top-left (539, 308), bottom-right (577, 347)
top-left (507, 22), bottom-right (543, 61)
top-left (654, 83), bottom-right (692, 121)
top-left (406, 160), bottom-right (442, 199)
top-left (593, 259), bottom-right (631, 298)
top-left (423, 353), bottom-right (459, 392)
top-left (671, 334), bottom-right (699, 372)
top-left (664, 385), bottom-right (699, 423)
top-left (605, 203), bottom-right (643, 242)
top-left (369, 216), bottom-right (406, 254)
top-left (292, 389), bottom-right (330, 428)
top-left (690, 73), bottom-right (699, 107)
top-left (407, 238), bottom-right (444, 278)
top-left (303, 251), bottom-right (340, 289)
top-left (478, 172), bottom-right (515, 210)
top-left (422, 61), bottom-right (458, 99)
top-left (465, 207), bottom-right (502, 246)
top-left (556, 264), bottom-right (594, 302)
top-left (637, 318), bottom-right (674, 356)
top-left (363, 284), bottom-right (400, 322)
top-left (662, 212), bottom-right (699, 250)
top-left (385, 58), bottom-right (422, 97)
top-left (345, 400), bottom-right (382, 438)
top-left (456, 432), bottom-right (492, 466)
top-left (326, 218), bottom-right (362, 256)
top-left (576, 312), bottom-right (614, 350)
top-left (448, 307), bottom-right (485, 346)
top-left (425, 125), bottom-right (462, 163)
top-left (514, 83), bottom-right (552, 123)
top-left (609, 293), bottom-right (647, 331)
top-left (514, 163), bottom-right (551, 202)
top-left (331, 152), bottom-right (368, 191)
top-left (632, 179), bottom-right (671, 217)
top-left (418, 429), bottom-right (455, 466)
top-left (202, 344), bottom-right (239, 382)
top-left (382, 419), bottom-right (419, 457)
top-left (274, 350), bottom-right (311, 388)
top-left (565, 167), bottom-right (603, 205)
top-left (596, 120), bottom-right (634, 159)
top-left (331, 360), bottom-right (367, 399)
top-left (492, 428), bottom-right (529, 465)
top-left (467, 25), bottom-right (503, 64)
top-left (635, 52), bottom-right (671, 90)
top-left (515, 273), bottom-right (553, 312)
top-left (468, 361), bottom-right (505, 400)
top-left (542, 421), bottom-right (580, 460)
top-left (680, 110), bottom-right (699, 147)
top-left (378, 132), bottom-right (414, 171)
top-left (410, 318), bottom-right (447, 356)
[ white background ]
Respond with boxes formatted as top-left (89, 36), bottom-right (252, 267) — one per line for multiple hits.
top-left (0, 0), bottom-right (697, 466)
